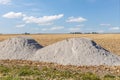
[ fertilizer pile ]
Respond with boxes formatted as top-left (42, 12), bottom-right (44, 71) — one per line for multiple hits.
top-left (31, 38), bottom-right (120, 66)
top-left (0, 37), bottom-right (120, 66)
top-left (0, 36), bottom-right (42, 60)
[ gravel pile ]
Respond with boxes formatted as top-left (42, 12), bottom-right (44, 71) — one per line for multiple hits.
top-left (0, 37), bottom-right (120, 66)
top-left (31, 38), bottom-right (120, 66)
top-left (0, 36), bottom-right (42, 60)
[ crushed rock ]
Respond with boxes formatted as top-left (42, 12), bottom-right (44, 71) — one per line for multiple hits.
top-left (30, 38), bottom-right (120, 66)
top-left (0, 36), bottom-right (42, 60)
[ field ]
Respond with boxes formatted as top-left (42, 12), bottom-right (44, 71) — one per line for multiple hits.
top-left (0, 34), bottom-right (120, 55)
top-left (0, 34), bottom-right (120, 80)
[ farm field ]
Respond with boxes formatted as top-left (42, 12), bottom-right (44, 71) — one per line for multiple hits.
top-left (0, 34), bottom-right (120, 80)
top-left (0, 0), bottom-right (119, 79)
top-left (0, 34), bottom-right (120, 55)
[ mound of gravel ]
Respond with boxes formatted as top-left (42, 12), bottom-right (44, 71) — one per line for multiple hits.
top-left (31, 38), bottom-right (120, 66)
top-left (0, 36), bottom-right (43, 60)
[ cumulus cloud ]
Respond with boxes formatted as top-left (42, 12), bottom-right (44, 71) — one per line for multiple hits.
top-left (66, 17), bottom-right (87, 23)
top-left (16, 24), bottom-right (25, 28)
top-left (2, 12), bottom-right (24, 18)
top-left (0, 0), bottom-right (11, 5)
top-left (3, 12), bottom-right (64, 25)
top-left (100, 24), bottom-right (111, 26)
top-left (110, 27), bottom-right (120, 30)
top-left (23, 14), bottom-right (64, 25)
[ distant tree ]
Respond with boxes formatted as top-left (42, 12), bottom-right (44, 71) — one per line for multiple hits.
top-left (70, 32), bottom-right (82, 34)
top-left (91, 32), bottom-right (98, 34)
top-left (84, 32), bottom-right (91, 34)
top-left (24, 32), bottom-right (30, 35)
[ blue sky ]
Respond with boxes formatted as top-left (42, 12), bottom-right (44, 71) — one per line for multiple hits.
top-left (0, 0), bottom-right (120, 33)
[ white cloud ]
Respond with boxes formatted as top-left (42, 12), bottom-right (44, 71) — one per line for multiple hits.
top-left (100, 24), bottom-right (111, 26)
top-left (0, 0), bottom-right (11, 5)
top-left (23, 14), bottom-right (64, 25)
top-left (16, 24), bottom-right (25, 28)
top-left (50, 26), bottom-right (64, 30)
top-left (41, 26), bottom-right (64, 31)
top-left (110, 27), bottom-right (120, 30)
top-left (66, 17), bottom-right (87, 23)
top-left (3, 12), bottom-right (64, 25)
top-left (2, 12), bottom-right (24, 18)
top-left (38, 23), bottom-right (53, 26)
top-left (69, 27), bottom-right (81, 31)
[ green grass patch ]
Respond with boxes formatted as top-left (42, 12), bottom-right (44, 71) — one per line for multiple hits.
top-left (81, 72), bottom-right (100, 80)
top-left (103, 74), bottom-right (116, 80)
top-left (0, 75), bottom-right (20, 80)
top-left (0, 65), bottom-right (10, 73)
top-left (0, 65), bottom-right (119, 80)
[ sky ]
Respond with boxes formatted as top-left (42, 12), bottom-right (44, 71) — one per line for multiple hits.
top-left (0, 0), bottom-right (120, 34)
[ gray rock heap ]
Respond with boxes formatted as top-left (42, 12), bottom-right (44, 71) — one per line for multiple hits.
top-left (0, 36), bottom-right (42, 60)
top-left (31, 38), bottom-right (120, 66)
top-left (0, 37), bottom-right (120, 66)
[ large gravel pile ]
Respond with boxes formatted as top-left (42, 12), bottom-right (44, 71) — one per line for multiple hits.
top-left (0, 37), bottom-right (120, 66)
top-left (0, 36), bottom-right (42, 60)
top-left (31, 38), bottom-right (120, 66)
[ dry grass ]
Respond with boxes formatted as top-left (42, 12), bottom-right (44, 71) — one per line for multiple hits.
top-left (0, 60), bottom-right (120, 80)
top-left (0, 34), bottom-right (120, 55)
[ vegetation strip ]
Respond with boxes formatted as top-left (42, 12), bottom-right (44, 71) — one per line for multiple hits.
top-left (0, 60), bottom-right (120, 80)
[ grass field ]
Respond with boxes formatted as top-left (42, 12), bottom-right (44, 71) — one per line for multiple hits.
top-left (0, 34), bottom-right (120, 55)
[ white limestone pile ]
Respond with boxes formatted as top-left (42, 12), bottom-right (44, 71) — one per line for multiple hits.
top-left (31, 38), bottom-right (120, 66)
top-left (0, 36), bottom-right (43, 60)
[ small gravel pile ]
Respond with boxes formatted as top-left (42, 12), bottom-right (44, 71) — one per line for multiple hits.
top-left (31, 38), bottom-right (120, 66)
top-left (0, 36), bottom-right (42, 60)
